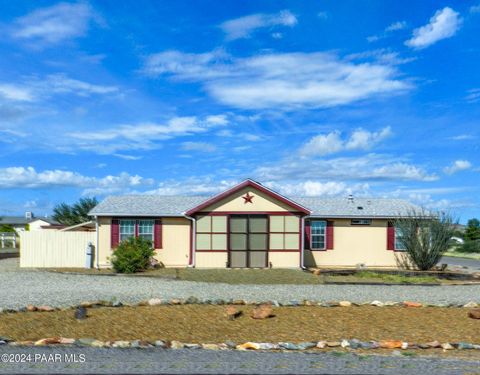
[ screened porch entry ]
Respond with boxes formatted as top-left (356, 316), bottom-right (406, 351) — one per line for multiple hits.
top-left (229, 215), bottom-right (268, 268)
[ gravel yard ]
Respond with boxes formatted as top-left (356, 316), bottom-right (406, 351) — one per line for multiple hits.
top-left (1, 259), bottom-right (480, 309)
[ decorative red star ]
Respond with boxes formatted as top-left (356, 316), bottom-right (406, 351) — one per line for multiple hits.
top-left (242, 192), bottom-right (254, 204)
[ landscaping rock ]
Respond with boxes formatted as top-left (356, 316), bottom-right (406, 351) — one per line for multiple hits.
top-left (148, 298), bottom-right (162, 306)
top-left (279, 342), bottom-right (300, 350)
top-left (184, 343), bottom-right (201, 349)
top-left (154, 340), bottom-right (167, 348)
top-left (251, 304), bottom-right (273, 319)
top-left (316, 341), bottom-right (327, 349)
top-left (112, 301), bottom-right (123, 307)
top-left (34, 337), bottom-right (61, 346)
top-left (401, 342), bottom-right (408, 350)
top-left (403, 301), bottom-right (422, 308)
top-left (441, 343), bottom-right (454, 350)
top-left (341, 339), bottom-right (350, 348)
top-left (201, 343), bottom-right (220, 350)
top-left (426, 340), bottom-right (441, 348)
top-left (0, 336), bottom-right (13, 343)
top-left (297, 342), bottom-right (316, 350)
top-left (76, 338), bottom-right (96, 346)
top-left (339, 301), bottom-right (352, 307)
top-left (37, 306), bottom-right (54, 312)
top-left (236, 342), bottom-right (259, 350)
top-left (170, 341), bottom-right (184, 349)
top-left (112, 340), bottom-right (130, 348)
top-left (0, 341), bottom-right (6, 345)
top-left (26, 305), bottom-right (37, 312)
top-left (418, 343), bottom-right (430, 349)
top-left (326, 341), bottom-right (341, 347)
top-left (463, 301), bottom-right (478, 308)
top-left (384, 301), bottom-right (399, 306)
top-left (90, 340), bottom-right (106, 348)
top-left (59, 338), bottom-right (75, 345)
top-left (468, 308), bottom-right (480, 319)
top-left (348, 339), bottom-right (361, 349)
top-left (232, 299), bottom-right (246, 305)
top-left (313, 269), bottom-right (321, 276)
top-left (226, 305), bottom-right (241, 321)
top-left (370, 300), bottom-right (384, 307)
top-left (380, 340), bottom-right (403, 349)
top-left (80, 301), bottom-right (93, 308)
top-left (327, 301), bottom-right (340, 307)
top-left (74, 306), bottom-right (87, 320)
top-left (185, 296), bottom-right (200, 304)
top-left (458, 342), bottom-right (474, 350)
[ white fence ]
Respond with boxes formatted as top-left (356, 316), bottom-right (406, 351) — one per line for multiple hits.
top-left (20, 231), bottom-right (96, 268)
top-left (0, 233), bottom-right (16, 248)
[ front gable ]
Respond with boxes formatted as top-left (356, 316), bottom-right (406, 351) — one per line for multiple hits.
top-left (185, 179), bottom-right (311, 215)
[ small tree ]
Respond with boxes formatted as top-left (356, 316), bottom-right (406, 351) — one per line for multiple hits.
top-left (111, 237), bottom-right (155, 274)
top-left (465, 218), bottom-right (480, 241)
top-left (52, 197), bottom-right (98, 226)
top-left (395, 209), bottom-right (455, 271)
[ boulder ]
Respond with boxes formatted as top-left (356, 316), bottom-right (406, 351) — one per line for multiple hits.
top-left (154, 340), bottom-right (167, 348)
top-left (279, 342), bottom-right (300, 350)
top-left (379, 340), bottom-right (403, 349)
top-left (463, 301), bottom-right (478, 308)
top-left (426, 340), bottom-right (441, 348)
top-left (326, 341), bottom-right (341, 347)
top-left (37, 306), bottom-right (54, 312)
top-left (341, 340), bottom-right (350, 348)
top-left (90, 340), bottom-right (106, 348)
top-left (201, 343), bottom-right (220, 350)
top-left (34, 337), bottom-right (61, 346)
top-left (370, 301), bottom-right (384, 307)
top-left (468, 308), bottom-right (480, 319)
top-left (169, 299), bottom-right (182, 305)
top-left (403, 301), bottom-right (422, 308)
top-left (225, 305), bottom-right (241, 321)
top-left (170, 340), bottom-right (184, 349)
top-left (26, 305), bottom-right (37, 312)
top-left (458, 342), bottom-right (474, 350)
top-left (232, 300), bottom-right (246, 305)
top-left (401, 342), bottom-right (409, 350)
top-left (237, 342), bottom-right (259, 350)
top-left (251, 304), bottom-right (273, 319)
top-left (339, 301), bottom-right (352, 307)
top-left (59, 338), bottom-right (75, 345)
top-left (112, 340), bottom-right (130, 348)
top-left (441, 343), bottom-right (454, 350)
top-left (316, 341), bottom-right (327, 349)
top-left (148, 298), bottom-right (162, 306)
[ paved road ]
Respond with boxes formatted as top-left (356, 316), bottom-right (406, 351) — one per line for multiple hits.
top-left (441, 256), bottom-right (480, 273)
top-left (0, 347), bottom-right (478, 374)
top-left (1, 258), bottom-right (480, 309)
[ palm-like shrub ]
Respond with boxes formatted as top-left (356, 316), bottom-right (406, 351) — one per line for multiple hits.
top-left (111, 237), bottom-right (155, 273)
top-left (395, 210), bottom-right (455, 270)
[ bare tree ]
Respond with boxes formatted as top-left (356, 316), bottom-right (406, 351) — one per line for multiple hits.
top-left (394, 209), bottom-right (456, 271)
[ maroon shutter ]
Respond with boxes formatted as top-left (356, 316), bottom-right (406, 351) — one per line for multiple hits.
top-left (326, 221), bottom-right (334, 250)
top-left (387, 221), bottom-right (395, 250)
top-left (111, 219), bottom-right (119, 248)
top-left (154, 219), bottom-right (162, 249)
top-left (304, 221), bottom-right (311, 250)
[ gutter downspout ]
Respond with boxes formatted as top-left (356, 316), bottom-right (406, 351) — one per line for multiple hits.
top-left (95, 216), bottom-right (100, 270)
top-left (184, 215), bottom-right (196, 267)
top-left (300, 216), bottom-right (307, 270)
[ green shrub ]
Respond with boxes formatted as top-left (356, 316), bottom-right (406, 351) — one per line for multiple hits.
top-left (111, 237), bottom-right (155, 273)
top-left (460, 240), bottom-right (480, 253)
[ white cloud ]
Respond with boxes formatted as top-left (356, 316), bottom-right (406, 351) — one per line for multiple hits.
top-left (300, 127), bottom-right (392, 156)
top-left (450, 134), bottom-right (475, 141)
top-left (255, 153), bottom-right (437, 182)
top-left (385, 21), bottom-right (407, 32)
top-left (0, 166), bottom-right (154, 196)
top-left (266, 180), bottom-right (370, 197)
top-left (67, 115), bottom-right (229, 154)
top-left (220, 10), bottom-right (297, 41)
top-left (405, 7), bottom-right (461, 49)
top-left (0, 84), bottom-right (34, 102)
top-left (143, 50), bottom-right (412, 110)
top-left (317, 12), bottom-right (328, 19)
top-left (11, 2), bottom-right (100, 45)
top-left (181, 141), bottom-right (217, 152)
top-left (443, 160), bottom-right (472, 175)
top-left (465, 88), bottom-right (480, 103)
top-left (0, 74), bottom-right (118, 103)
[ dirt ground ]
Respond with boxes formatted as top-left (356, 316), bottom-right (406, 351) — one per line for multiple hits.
top-left (0, 305), bottom-right (479, 344)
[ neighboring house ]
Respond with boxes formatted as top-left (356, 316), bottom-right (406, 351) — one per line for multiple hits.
top-left (89, 179), bottom-right (419, 269)
top-left (0, 213), bottom-right (58, 232)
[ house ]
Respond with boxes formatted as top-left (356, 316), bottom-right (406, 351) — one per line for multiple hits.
top-left (0, 212), bottom-right (58, 232)
top-left (89, 179), bottom-right (419, 269)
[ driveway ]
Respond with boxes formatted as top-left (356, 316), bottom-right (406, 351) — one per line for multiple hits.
top-left (1, 258), bottom-right (480, 309)
top-left (441, 256), bottom-right (480, 273)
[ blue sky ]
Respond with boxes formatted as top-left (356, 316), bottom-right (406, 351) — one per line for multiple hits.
top-left (0, 1), bottom-right (479, 222)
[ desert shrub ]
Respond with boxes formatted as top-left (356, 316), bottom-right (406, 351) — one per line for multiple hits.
top-left (395, 210), bottom-right (455, 271)
top-left (460, 240), bottom-right (480, 253)
top-left (111, 237), bottom-right (155, 273)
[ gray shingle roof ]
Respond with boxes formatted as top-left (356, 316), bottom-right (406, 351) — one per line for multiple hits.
top-left (89, 195), bottom-right (420, 218)
top-left (0, 216), bottom-right (58, 225)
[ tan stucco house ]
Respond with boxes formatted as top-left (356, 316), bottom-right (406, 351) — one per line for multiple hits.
top-left (89, 179), bottom-right (417, 269)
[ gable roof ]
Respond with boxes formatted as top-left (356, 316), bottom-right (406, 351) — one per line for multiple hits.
top-left (185, 179), bottom-right (311, 215)
top-left (0, 216), bottom-right (58, 226)
top-left (89, 195), bottom-right (420, 219)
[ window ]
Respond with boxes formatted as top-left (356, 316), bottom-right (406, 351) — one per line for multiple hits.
top-left (269, 215), bottom-right (300, 250)
top-left (196, 215), bottom-right (227, 250)
top-left (311, 220), bottom-right (326, 250)
top-left (394, 226), bottom-right (407, 251)
top-left (138, 220), bottom-right (154, 242)
top-left (119, 219), bottom-right (155, 243)
top-left (351, 219), bottom-right (372, 225)
top-left (119, 220), bottom-right (135, 242)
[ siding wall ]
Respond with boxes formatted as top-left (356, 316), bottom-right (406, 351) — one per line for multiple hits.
top-left (20, 231), bottom-right (95, 268)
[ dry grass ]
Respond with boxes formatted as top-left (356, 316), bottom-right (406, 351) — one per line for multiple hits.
top-left (1, 305), bottom-right (479, 344)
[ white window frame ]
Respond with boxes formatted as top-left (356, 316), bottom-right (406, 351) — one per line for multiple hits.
top-left (119, 219), bottom-right (155, 243)
top-left (310, 220), bottom-right (327, 250)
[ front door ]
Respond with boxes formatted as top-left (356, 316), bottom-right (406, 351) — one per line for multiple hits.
top-left (229, 215), bottom-right (268, 268)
